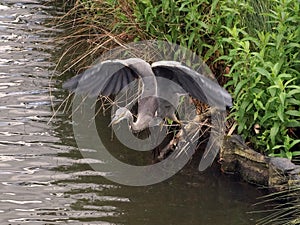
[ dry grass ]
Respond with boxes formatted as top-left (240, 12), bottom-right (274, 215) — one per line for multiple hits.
top-left (52, 0), bottom-right (144, 75)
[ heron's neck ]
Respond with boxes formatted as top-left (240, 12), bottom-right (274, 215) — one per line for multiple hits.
top-left (130, 61), bottom-right (157, 97)
top-left (126, 113), bottom-right (139, 132)
top-left (130, 114), bottom-right (152, 132)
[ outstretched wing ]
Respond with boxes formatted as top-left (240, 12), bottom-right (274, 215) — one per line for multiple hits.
top-left (152, 61), bottom-right (231, 171)
top-left (151, 61), bottom-right (232, 109)
top-left (62, 58), bottom-right (142, 97)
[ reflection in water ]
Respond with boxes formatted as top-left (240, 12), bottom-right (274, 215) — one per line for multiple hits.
top-left (0, 0), bottom-right (268, 224)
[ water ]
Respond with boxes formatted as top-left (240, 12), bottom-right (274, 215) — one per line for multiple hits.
top-left (0, 0), bottom-right (266, 224)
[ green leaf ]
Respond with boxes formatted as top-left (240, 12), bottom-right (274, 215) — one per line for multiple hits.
top-left (237, 120), bottom-right (246, 134)
top-left (278, 73), bottom-right (292, 79)
top-left (164, 34), bottom-right (173, 43)
top-left (188, 32), bottom-right (195, 49)
top-left (139, 0), bottom-right (152, 6)
top-left (286, 110), bottom-right (300, 117)
top-left (273, 62), bottom-right (282, 76)
top-left (256, 67), bottom-right (270, 78)
top-left (287, 85), bottom-right (300, 89)
top-left (292, 151), bottom-right (300, 157)
top-left (272, 145), bottom-right (283, 150)
top-left (279, 92), bottom-right (286, 105)
top-left (254, 111), bottom-right (258, 121)
top-left (286, 98), bottom-right (300, 105)
top-left (287, 89), bottom-right (300, 97)
top-left (268, 86), bottom-right (278, 97)
top-left (230, 61), bottom-right (247, 74)
top-left (255, 74), bottom-right (261, 84)
top-left (270, 122), bottom-right (279, 145)
top-left (285, 120), bottom-right (300, 127)
top-left (284, 78), bottom-right (297, 87)
top-left (256, 101), bottom-right (265, 110)
top-left (290, 139), bottom-right (300, 148)
top-left (234, 79), bottom-right (248, 96)
top-left (285, 42), bottom-right (300, 49)
top-left (239, 100), bottom-right (250, 119)
top-left (286, 151), bottom-right (293, 160)
top-left (198, 21), bottom-right (208, 29)
top-left (217, 55), bottom-right (232, 61)
top-left (261, 112), bottom-right (275, 124)
top-left (275, 78), bottom-right (284, 90)
top-left (277, 107), bottom-right (285, 122)
top-left (246, 102), bottom-right (253, 112)
top-left (166, 118), bottom-right (173, 125)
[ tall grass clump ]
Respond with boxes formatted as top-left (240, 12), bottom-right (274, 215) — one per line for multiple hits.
top-left (54, 0), bottom-right (141, 73)
top-left (220, 0), bottom-right (300, 159)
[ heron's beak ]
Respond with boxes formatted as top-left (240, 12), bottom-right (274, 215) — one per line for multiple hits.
top-left (108, 113), bottom-right (125, 127)
top-left (108, 116), bottom-right (119, 127)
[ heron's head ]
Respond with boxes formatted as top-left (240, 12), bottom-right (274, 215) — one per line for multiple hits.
top-left (109, 107), bottom-right (132, 126)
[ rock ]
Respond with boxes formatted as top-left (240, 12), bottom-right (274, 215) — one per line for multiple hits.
top-left (220, 135), bottom-right (300, 191)
top-left (268, 157), bottom-right (297, 172)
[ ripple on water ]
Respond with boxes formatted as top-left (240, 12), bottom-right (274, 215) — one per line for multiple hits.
top-left (0, 1), bottom-right (82, 224)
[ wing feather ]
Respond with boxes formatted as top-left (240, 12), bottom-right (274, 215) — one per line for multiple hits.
top-left (62, 59), bottom-right (139, 97)
top-left (152, 61), bottom-right (232, 109)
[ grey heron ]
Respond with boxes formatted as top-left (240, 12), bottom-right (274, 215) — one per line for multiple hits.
top-left (63, 58), bottom-right (232, 132)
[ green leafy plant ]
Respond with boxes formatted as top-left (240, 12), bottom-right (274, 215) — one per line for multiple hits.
top-left (133, 0), bottom-right (226, 62)
top-left (220, 0), bottom-right (300, 157)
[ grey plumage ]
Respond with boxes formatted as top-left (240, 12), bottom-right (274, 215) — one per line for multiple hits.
top-left (63, 58), bottom-right (232, 132)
